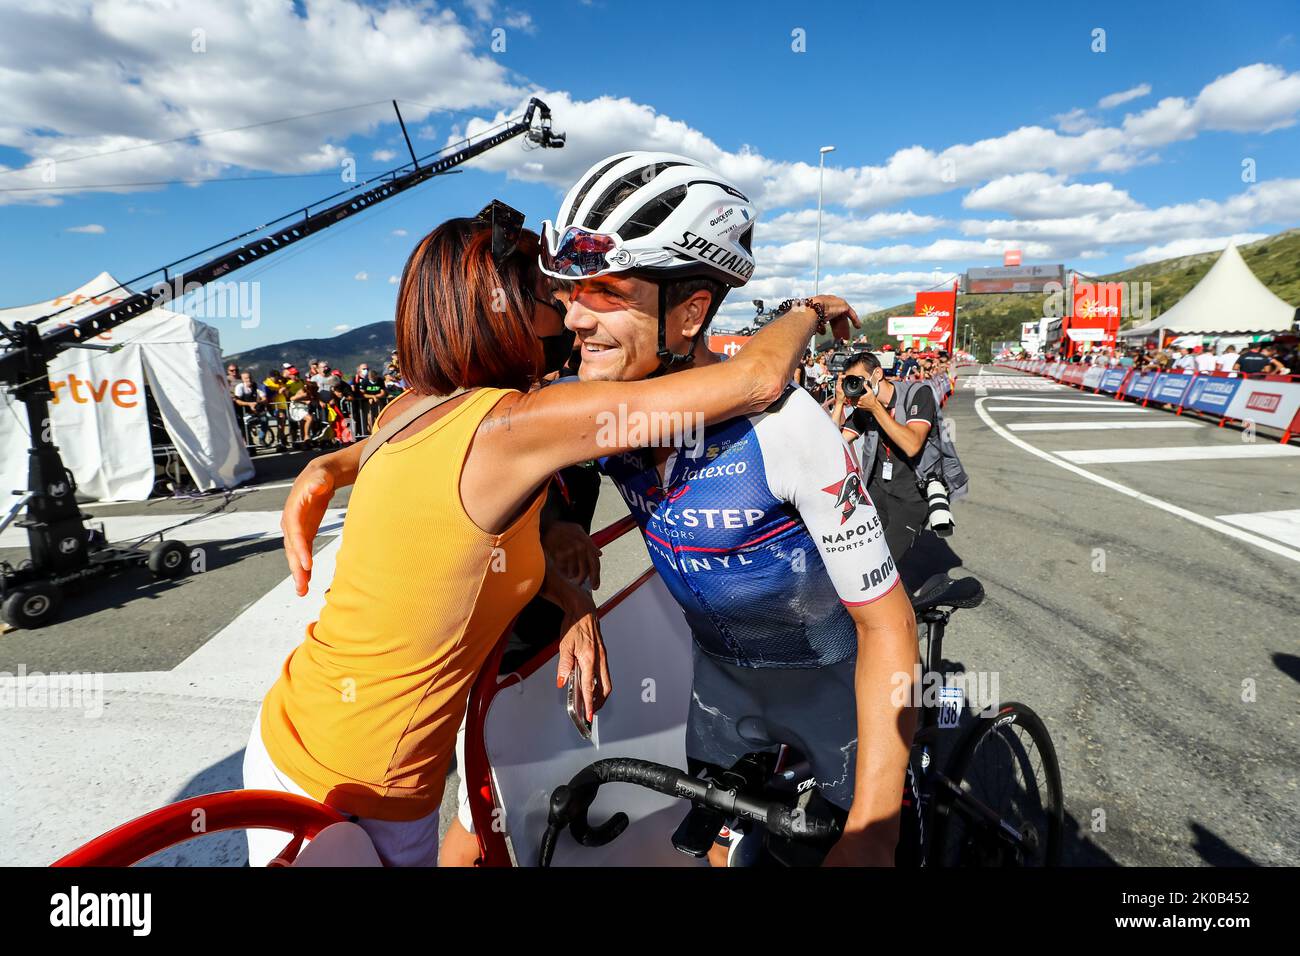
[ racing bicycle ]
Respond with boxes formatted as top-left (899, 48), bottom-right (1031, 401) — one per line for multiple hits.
top-left (539, 572), bottom-right (1064, 867)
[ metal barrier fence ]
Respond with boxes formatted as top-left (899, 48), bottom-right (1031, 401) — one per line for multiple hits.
top-left (234, 394), bottom-right (394, 452)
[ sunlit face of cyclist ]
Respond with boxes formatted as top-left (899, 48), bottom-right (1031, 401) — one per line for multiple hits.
top-left (554, 273), bottom-right (711, 383)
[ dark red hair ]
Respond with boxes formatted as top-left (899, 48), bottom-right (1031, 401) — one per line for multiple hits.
top-left (394, 219), bottom-right (543, 395)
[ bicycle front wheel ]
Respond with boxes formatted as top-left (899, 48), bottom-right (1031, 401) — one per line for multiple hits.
top-left (930, 701), bottom-right (1063, 866)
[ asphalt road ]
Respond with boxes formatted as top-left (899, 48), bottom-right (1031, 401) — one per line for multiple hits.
top-left (2, 366), bottom-right (1296, 866)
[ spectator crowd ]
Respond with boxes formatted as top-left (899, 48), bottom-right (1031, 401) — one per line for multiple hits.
top-left (225, 352), bottom-right (406, 452)
top-left (1015, 339), bottom-right (1296, 376)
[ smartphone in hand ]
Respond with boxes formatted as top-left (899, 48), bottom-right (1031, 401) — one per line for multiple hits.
top-left (566, 667), bottom-right (593, 741)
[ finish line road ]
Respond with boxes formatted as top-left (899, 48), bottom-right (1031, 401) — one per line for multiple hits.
top-left (1, 367), bottom-right (1295, 865)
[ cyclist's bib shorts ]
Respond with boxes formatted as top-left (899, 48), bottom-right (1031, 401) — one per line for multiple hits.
top-left (686, 644), bottom-right (923, 864)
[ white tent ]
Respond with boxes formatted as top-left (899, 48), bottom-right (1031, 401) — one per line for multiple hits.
top-left (1119, 243), bottom-right (1298, 340)
top-left (1, 272), bottom-right (254, 501)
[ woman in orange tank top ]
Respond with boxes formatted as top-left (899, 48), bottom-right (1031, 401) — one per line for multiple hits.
top-left (245, 203), bottom-right (856, 866)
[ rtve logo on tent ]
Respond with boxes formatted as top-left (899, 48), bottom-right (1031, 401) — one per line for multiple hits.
top-left (47, 374), bottom-right (139, 409)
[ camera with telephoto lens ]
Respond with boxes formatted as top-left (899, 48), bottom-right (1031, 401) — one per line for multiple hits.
top-left (841, 374), bottom-right (867, 399)
top-left (924, 476), bottom-right (955, 537)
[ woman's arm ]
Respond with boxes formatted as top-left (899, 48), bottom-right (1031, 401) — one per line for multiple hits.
top-left (485, 296), bottom-right (858, 489)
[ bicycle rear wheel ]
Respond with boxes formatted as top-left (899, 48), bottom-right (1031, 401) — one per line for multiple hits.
top-left (930, 701), bottom-right (1062, 866)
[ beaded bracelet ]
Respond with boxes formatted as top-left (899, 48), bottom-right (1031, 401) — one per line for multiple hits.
top-left (774, 298), bottom-right (828, 335)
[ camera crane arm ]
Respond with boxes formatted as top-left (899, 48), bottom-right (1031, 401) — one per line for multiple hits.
top-left (0, 97), bottom-right (563, 587)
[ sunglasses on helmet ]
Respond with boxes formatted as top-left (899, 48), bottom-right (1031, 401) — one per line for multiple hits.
top-left (537, 221), bottom-right (672, 281)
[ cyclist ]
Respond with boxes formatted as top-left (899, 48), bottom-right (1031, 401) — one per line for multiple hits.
top-left (280, 155), bottom-right (910, 866)
top-left (535, 153), bottom-right (919, 866)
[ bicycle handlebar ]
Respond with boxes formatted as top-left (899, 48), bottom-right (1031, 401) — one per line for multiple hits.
top-left (537, 757), bottom-right (841, 867)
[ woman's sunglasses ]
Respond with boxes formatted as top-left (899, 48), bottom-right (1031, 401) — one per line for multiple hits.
top-left (475, 199), bottom-right (526, 265)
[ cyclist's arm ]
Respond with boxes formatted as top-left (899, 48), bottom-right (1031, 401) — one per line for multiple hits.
top-left (759, 389), bottom-right (917, 864)
top-left (830, 587), bottom-right (918, 865)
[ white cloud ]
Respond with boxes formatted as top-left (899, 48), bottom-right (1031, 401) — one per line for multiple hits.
top-left (372, 149), bottom-right (397, 162)
top-left (332, 324), bottom-right (351, 333)
top-left (1053, 108), bottom-right (1098, 134)
top-left (504, 12), bottom-right (535, 33)
top-left (1193, 63), bottom-right (1300, 133)
top-left (760, 210), bottom-right (948, 244)
top-left (388, 275), bottom-right (399, 284)
top-left (0, 0), bottom-right (521, 205)
top-left (464, 65), bottom-right (1300, 219)
top-left (354, 272), bottom-right (368, 281)
top-left (961, 178), bottom-right (1300, 250)
top-left (1123, 233), bottom-right (1269, 264)
top-left (391, 228), bottom-right (408, 236)
top-left (962, 173), bottom-right (1139, 218)
top-left (465, 0), bottom-right (494, 21)
top-left (756, 237), bottom-right (1047, 272)
top-left (1098, 83), bottom-right (1152, 110)
top-left (65, 223), bottom-right (105, 233)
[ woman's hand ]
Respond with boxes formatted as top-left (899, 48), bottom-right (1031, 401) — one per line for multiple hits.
top-left (542, 520), bottom-right (602, 590)
top-left (554, 589), bottom-right (612, 722)
top-left (281, 459), bottom-right (336, 596)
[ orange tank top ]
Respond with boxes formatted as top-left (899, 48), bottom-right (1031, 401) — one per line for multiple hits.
top-left (260, 387), bottom-right (545, 821)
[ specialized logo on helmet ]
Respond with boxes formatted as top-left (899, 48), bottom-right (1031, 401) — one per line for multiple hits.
top-left (673, 231), bottom-right (754, 280)
top-left (821, 447), bottom-right (867, 525)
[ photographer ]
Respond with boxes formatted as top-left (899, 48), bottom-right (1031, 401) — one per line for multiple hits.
top-left (831, 352), bottom-right (936, 591)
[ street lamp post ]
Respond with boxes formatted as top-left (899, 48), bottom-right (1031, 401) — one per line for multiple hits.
top-left (812, 144), bottom-right (835, 356)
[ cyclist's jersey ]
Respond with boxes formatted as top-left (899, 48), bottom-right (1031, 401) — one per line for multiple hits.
top-left (599, 385), bottom-right (899, 668)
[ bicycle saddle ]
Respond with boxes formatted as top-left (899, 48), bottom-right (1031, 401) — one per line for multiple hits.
top-left (910, 573), bottom-right (985, 613)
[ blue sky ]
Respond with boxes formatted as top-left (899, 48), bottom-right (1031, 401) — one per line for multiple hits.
top-left (1, 0), bottom-right (1298, 353)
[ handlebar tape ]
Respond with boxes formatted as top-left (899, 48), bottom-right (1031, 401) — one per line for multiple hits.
top-left (539, 757), bottom-right (840, 865)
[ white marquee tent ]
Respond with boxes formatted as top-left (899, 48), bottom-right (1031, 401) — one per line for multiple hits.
top-left (1119, 243), bottom-right (1298, 340)
top-left (1, 272), bottom-right (254, 501)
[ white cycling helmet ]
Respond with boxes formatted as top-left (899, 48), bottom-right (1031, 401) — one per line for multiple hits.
top-left (540, 151), bottom-right (758, 368)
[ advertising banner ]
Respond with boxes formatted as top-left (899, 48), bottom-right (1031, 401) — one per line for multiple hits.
top-left (1098, 368), bottom-right (1129, 393)
top-left (912, 287), bottom-right (957, 346)
top-left (1149, 372), bottom-right (1195, 406)
top-left (1223, 380), bottom-right (1300, 430)
top-left (707, 333), bottom-right (751, 357)
top-left (1183, 376), bottom-right (1243, 415)
top-left (1126, 371), bottom-right (1158, 399)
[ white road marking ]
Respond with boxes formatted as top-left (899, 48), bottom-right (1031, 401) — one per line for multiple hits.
top-left (1058, 445), bottom-right (1300, 464)
top-left (1215, 510), bottom-right (1300, 549)
top-left (72, 481), bottom-right (302, 510)
top-left (974, 397), bottom-right (1300, 565)
top-left (1008, 421), bottom-right (1205, 432)
top-left (959, 376), bottom-right (1065, 390)
top-left (987, 405), bottom-right (1151, 413)
top-left (0, 509), bottom-right (347, 549)
top-left (987, 396), bottom-right (1122, 404)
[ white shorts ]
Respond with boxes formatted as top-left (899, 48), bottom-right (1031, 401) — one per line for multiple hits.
top-left (241, 707), bottom-right (441, 867)
top-left (454, 716), bottom-right (475, 834)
